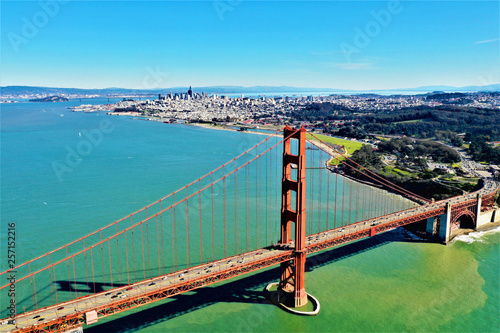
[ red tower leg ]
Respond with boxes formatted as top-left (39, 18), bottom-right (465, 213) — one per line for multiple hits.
top-left (279, 126), bottom-right (308, 307)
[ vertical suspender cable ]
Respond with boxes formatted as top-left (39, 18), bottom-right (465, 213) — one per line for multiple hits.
top-left (125, 231), bottom-right (130, 284)
top-left (172, 194), bottom-right (177, 272)
top-left (245, 154), bottom-right (249, 252)
top-left (53, 265), bottom-right (58, 304)
top-left (132, 217), bottom-right (136, 282)
top-left (309, 148), bottom-right (314, 235)
top-left (147, 219), bottom-right (151, 278)
top-left (318, 148), bottom-right (322, 233)
top-left (258, 152), bottom-right (262, 248)
top-left (361, 182), bottom-right (365, 221)
top-left (255, 157), bottom-right (258, 249)
top-left (33, 275), bottom-right (38, 309)
top-left (90, 248), bottom-right (95, 293)
top-left (100, 232), bottom-right (105, 286)
top-left (334, 168), bottom-right (338, 229)
top-left (349, 174), bottom-right (353, 224)
top-left (265, 140), bottom-right (268, 246)
top-left (141, 222), bottom-right (146, 280)
top-left (354, 181), bottom-right (358, 223)
top-left (72, 255), bottom-right (77, 300)
top-left (211, 174), bottom-right (215, 261)
top-left (199, 180), bottom-right (203, 264)
top-left (83, 240), bottom-right (89, 291)
top-left (224, 166), bottom-right (227, 258)
top-left (29, 263), bottom-right (35, 309)
top-left (116, 225), bottom-right (122, 284)
top-left (160, 201), bottom-right (165, 276)
top-left (185, 188), bottom-right (190, 268)
top-left (156, 215), bottom-right (161, 277)
top-left (66, 247), bottom-right (71, 299)
top-left (107, 241), bottom-right (113, 288)
top-left (341, 170), bottom-right (345, 227)
top-left (326, 165), bottom-right (330, 230)
top-left (235, 169), bottom-right (239, 254)
top-left (269, 139), bottom-right (273, 244)
top-left (48, 256), bottom-right (54, 305)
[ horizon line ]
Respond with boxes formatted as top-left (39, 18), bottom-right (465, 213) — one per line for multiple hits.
top-left (2, 83), bottom-right (500, 92)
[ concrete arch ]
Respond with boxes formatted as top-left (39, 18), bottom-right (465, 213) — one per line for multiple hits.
top-left (451, 209), bottom-right (476, 229)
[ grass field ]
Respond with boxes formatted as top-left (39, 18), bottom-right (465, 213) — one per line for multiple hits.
top-left (306, 133), bottom-right (364, 154)
top-left (393, 119), bottom-right (424, 124)
top-left (380, 166), bottom-right (415, 178)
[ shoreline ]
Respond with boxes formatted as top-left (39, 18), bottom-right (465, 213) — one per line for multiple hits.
top-left (108, 112), bottom-right (281, 138)
top-left (450, 222), bottom-right (500, 244)
top-left (186, 122), bottom-right (281, 137)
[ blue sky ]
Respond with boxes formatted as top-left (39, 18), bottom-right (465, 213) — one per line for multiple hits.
top-left (1, 1), bottom-right (499, 90)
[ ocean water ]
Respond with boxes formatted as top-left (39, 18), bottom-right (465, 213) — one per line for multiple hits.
top-left (1, 100), bottom-right (498, 332)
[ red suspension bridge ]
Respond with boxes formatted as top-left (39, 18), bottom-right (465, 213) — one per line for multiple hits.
top-left (1, 127), bottom-right (498, 332)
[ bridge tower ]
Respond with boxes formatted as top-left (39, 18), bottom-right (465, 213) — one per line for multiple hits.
top-left (279, 126), bottom-right (308, 307)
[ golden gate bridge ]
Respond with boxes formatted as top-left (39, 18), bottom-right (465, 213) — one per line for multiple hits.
top-left (1, 127), bottom-right (498, 332)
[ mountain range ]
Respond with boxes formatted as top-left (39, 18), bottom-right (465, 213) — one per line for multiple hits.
top-left (1, 84), bottom-right (498, 97)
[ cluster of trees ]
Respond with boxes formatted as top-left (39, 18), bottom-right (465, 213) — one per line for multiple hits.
top-left (341, 144), bottom-right (473, 200)
top-left (468, 136), bottom-right (500, 164)
top-left (434, 130), bottom-right (463, 147)
top-left (425, 92), bottom-right (466, 100)
top-left (335, 126), bottom-right (366, 139)
top-left (290, 102), bottom-right (354, 122)
top-left (347, 145), bottom-right (382, 169)
top-left (362, 106), bottom-right (500, 140)
top-left (377, 137), bottom-right (460, 164)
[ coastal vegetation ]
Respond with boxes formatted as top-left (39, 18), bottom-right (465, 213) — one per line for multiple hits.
top-left (341, 142), bottom-right (482, 201)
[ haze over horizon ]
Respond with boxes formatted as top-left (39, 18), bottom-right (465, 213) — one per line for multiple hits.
top-left (2, 83), bottom-right (500, 93)
top-left (1, 1), bottom-right (499, 90)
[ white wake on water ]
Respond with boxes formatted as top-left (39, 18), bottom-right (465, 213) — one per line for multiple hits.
top-left (453, 226), bottom-right (500, 244)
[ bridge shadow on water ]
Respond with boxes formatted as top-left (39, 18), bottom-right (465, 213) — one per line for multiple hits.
top-left (305, 227), bottom-right (429, 272)
top-left (85, 228), bottom-right (427, 332)
top-left (55, 281), bottom-right (128, 294)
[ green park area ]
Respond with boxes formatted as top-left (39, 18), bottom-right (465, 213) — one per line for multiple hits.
top-left (306, 133), bottom-right (364, 154)
top-left (379, 166), bottom-right (414, 178)
top-left (306, 133), bottom-right (364, 166)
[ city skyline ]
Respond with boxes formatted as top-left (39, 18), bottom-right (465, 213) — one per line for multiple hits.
top-left (1, 1), bottom-right (499, 90)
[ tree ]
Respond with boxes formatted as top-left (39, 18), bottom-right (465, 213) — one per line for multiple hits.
top-left (349, 144), bottom-right (382, 168)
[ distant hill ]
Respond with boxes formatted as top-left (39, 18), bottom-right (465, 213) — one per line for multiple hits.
top-left (1, 83), bottom-right (498, 98)
top-left (403, 84), bottom-right (500, 92)
top-left (1, 86), bottom-right (162, 97)
top-left (0, 85), bottom-right (343, 97)
top-left (29, 95), bottom-right (70, 102)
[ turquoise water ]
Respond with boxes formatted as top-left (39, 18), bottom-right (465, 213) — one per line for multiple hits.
top-left (1, 101), bottom-right (498, 331)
